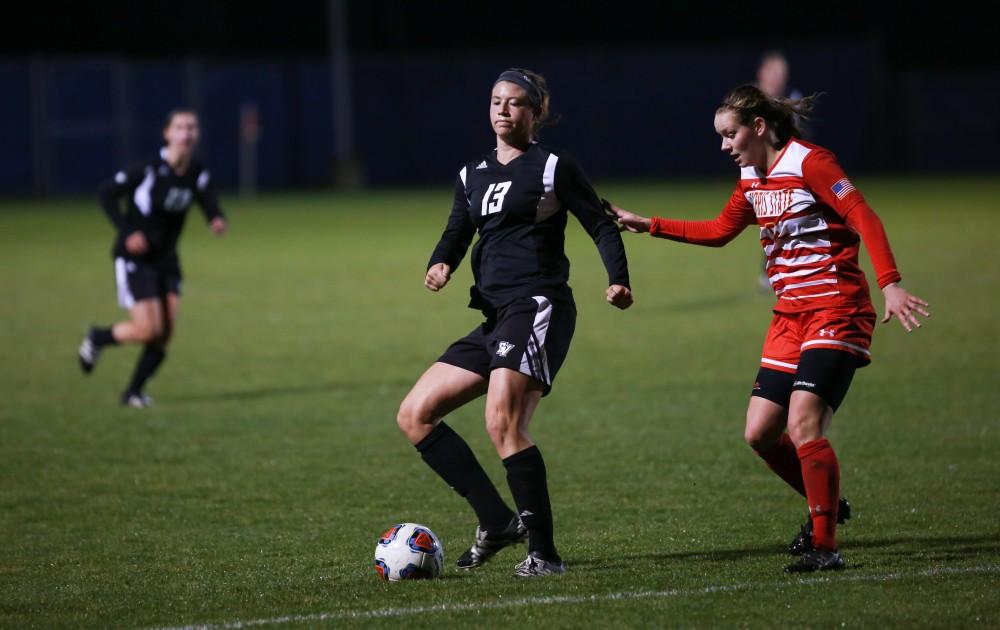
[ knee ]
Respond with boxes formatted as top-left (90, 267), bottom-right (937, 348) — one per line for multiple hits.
top-left (485, 407), bottom-right (522, 448)
top-left (133, 321), bottom-right (162, 344)
top-left (744, 426), bottom-right (771, 452)
top-left (786, 412), bottom-right (821, 446)
top-left (396, 396), bottom-right (433, 437)
top-left (744, 411), bottom-right (783, 452)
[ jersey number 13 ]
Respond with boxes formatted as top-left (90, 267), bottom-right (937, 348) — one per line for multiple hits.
top-left (481, 181), bottom-right (512, 216)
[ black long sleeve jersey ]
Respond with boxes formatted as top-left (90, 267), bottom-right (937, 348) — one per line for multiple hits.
top-left (428, 143), bottom-right (630, 311)
top-left (99, 148), bottom-right (224, 269)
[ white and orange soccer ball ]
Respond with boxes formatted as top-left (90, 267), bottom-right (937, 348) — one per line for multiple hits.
top-left (374, 522), bottom-right (444, 581)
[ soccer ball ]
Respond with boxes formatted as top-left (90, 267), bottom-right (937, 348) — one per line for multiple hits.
top-left (374, 522), bottom-right (444, 581)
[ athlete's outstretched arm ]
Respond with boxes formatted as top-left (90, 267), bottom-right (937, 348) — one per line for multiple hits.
top-left (555, 155), bottom-right (632, 309)
top-left (426, 175), bottom-right (475, 292)
top-left (611, 186), bottom-right (754, 247)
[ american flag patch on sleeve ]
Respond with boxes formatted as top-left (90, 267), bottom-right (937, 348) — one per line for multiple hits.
top-left (831, 178), bottom-right (856, 199)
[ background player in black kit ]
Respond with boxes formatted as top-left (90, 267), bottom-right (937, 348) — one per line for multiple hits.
top-left (396, 69), bottom-right (633, 577)
top-left (78, 109), bottom-right (227, 407)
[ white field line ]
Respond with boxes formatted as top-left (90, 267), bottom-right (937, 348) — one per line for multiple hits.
top-left (153, 564), bottom-right (1000, 629)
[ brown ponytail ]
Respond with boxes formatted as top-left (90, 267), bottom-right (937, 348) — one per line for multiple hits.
top-left (718, 84), bottom-right (819, 146)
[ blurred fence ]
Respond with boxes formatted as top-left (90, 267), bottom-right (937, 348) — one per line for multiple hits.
top-left (3, 42), bottom-right (998, 195)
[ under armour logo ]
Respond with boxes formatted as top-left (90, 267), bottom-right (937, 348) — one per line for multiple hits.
top-left (819, 328), bottom-right (836, 337)
top-left (496, 341), bottom-right (515, 357)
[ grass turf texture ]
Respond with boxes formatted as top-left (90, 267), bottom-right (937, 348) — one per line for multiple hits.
top-left (2, 177), bottom-right (998, 628)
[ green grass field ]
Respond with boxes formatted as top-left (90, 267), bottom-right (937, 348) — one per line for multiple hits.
top-left (2, 177), bottom-right (999, 628)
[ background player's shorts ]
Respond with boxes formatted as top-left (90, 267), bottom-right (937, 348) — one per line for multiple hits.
top-left (760, 306), bottom-right (876, 374)
top-left (114, 257), bottom-right (182, 309)
top-left (437, 296), bottom-right (576, 396)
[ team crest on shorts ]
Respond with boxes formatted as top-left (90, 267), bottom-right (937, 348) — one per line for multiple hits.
top-left (496, 341), bottom-right (516, 357)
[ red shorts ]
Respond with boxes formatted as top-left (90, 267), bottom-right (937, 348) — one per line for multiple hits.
top-left (760, 306), bottom-right (876, 374)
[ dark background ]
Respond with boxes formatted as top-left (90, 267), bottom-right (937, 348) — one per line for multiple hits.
top-left (4, 1), bottom-right (998, 193)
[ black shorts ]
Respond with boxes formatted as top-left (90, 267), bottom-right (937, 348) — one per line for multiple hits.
top-left (437, 296), bottom-right (576, 396)
top-left (751, 348), bottom-right (858, 411)
top-left (114, 257), bottom-right (181, 309)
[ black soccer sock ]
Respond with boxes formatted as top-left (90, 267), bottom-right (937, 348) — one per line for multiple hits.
top-left (125, 345), bottom-right (166, 394)
top-left (415, 422), bottom-right (515, 532)
top-left (91, 326), bottom-right (118, 347)
top-left (503, 445), bottom-right (559, 561)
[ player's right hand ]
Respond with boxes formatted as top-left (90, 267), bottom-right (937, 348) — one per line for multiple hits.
top-left (125, 230), bottom-right (148, 255)
top-left (424, 263), bottom-right (451, 292)
top-left (609, 204), bottom-right (652, 234)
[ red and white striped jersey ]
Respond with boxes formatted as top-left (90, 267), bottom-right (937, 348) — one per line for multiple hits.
top-left (649, 139), bottom-right (901, 313)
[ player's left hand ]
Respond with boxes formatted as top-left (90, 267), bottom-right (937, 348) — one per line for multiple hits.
top-left (210, 217), bottom-right (228, 236)
top-left (607, 284), bottom-right (633, 310)
top-left (881, 282), bottom-right (930, 332)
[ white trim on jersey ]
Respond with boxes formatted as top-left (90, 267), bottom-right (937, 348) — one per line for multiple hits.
top-left (778, 290), bottom-right (841, 301)
top-left (459, 166), bottom-right (467, 187)
top-left (801, 339), bottom-right (871, 356)
top-left (535, 153), bottom-right (560, 223)
top-left (768, 264), bottom-right (837, 284)
top-left (775, 278), bottom-right (838, 293)
top-left (761, 357), bottom-right (798, 370)
top-left (773, 252), bottom-right (832, 267)
top-left (519, 296), bottom-right (553, 384)
top-left (114, 257), bottom-right (136, 309)
top-left (765, 237), bottom-right (833, 257)
top-left (775, 212), bottom-right (828, 238)
top-left (769, 141), bottom-right (813, 178)
top-left (134, 167), bottom-right (155, 216)
top-left (196, 170), bottom-right (211, 191)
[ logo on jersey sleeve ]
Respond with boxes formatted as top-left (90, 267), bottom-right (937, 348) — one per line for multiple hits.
top-left (481, 181), bottom-right (512, 215)
top-left (831, 178), bottom-right (856, 199)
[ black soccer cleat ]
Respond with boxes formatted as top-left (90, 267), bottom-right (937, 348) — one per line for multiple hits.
top-left (789, 497), bottom-right (852, 556)
top-left (78, 329), bottom-right (101, 374)
top-left (456, 515), bottom-right (527, 570)
top-left (784, 549), bottom-right (846, 573)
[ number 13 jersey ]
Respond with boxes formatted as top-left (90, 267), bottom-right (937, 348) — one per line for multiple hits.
top-left (428, 143), bottom-right (630, 311)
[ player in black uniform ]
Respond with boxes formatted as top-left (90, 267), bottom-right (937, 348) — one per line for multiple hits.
top-left (78, 109), bottom-right (227, 407)
top-left (396, 69), bottom-right (633, 577)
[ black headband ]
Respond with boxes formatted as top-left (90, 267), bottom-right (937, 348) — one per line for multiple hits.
top-left (493, 69), bottom-right (543, 109)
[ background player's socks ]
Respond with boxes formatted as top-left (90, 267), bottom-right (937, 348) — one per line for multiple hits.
top-left (797, 438), bottom-right (841, 550)
top-left (503, 445), bottom-right (559, 562)
top-left (91, 326), bottom-right (118, 347)
top-left (415, 422), bottom-right (515, 532)
top-left (755, 433), bottom-right (807, 497)
top-left (125, 345), bottom-right (166, 395)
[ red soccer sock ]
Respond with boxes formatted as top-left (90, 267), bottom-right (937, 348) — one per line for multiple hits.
top-left (797, 438), bottom-right (841, 551)
top-left (755, 433), bottom-right (807, 497)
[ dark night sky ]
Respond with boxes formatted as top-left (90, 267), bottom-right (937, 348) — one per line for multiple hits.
top-left (5, 0), bottom-right (998, 71)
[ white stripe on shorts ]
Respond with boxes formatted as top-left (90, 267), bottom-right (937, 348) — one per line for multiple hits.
top-left (519, 296), bottom-right (553, 385)
top-left (801, 338), bottom-right (871, 356)
top-left (114, 257), bottom-right (136, 309)
top-left (761, 357), bottom-right (798, 370)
